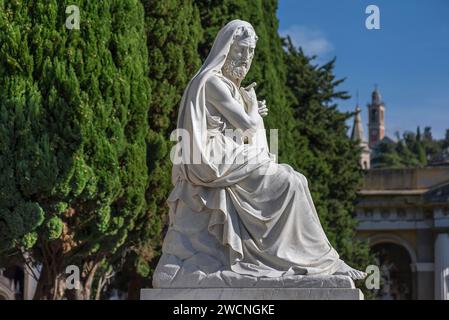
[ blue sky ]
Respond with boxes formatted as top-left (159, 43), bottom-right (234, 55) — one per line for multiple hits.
top-left (277, 0), bottom-right (449, 139)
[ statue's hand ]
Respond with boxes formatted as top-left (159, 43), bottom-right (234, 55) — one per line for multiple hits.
top-left (241, 82), bottom-right (257, 107)
top-left (258, 99), bottom-right (268, 117)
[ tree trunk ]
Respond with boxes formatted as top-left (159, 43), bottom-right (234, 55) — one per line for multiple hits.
top-left (64, 260), bottom-right (100, 300)
top-left (127, 271), bottom-right (143, 300)
top-left (33, 262), bottom-right (65, 300)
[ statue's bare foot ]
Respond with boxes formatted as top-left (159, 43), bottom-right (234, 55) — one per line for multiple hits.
top-left (334, 261), bottom-right (367, 280)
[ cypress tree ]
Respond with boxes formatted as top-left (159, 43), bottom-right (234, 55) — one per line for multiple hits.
top-left (444, 129), bottom-right (449, 149)
top-left (0, 0), bottom-right (150, 299)
top-left (119, 0), bottom-right (203, 298)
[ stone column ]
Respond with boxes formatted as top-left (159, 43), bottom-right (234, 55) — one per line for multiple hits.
top-left (434, 233), bottom-right (449, 300)
top-left (23, 266), bottom-right (38, 300)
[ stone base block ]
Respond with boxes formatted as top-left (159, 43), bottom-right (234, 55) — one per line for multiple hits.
top-left (140, 288), bottom-right (364, 300)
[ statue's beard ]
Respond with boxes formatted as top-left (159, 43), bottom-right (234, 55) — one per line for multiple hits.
top-left (222, 59), bottom-right (249, 82)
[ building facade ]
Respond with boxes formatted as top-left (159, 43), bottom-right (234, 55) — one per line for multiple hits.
top-left (0, 263), bottom-right (37, 300)
top-left (351, 87), bottom-right (449, 300)
top-left (355, 168), bottom-right (449, 299)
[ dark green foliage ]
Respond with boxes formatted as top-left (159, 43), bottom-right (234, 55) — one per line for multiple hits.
top-left (0, 0), bottom-right (150, 299)
top-left (372, 126), bottom-right (448, 168)
top-left (444, 129), bottom-right (449, 149)
top-left (373, 140), bottom-right (415, 168)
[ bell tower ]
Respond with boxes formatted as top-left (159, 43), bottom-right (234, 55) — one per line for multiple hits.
top-left (368, 85), bottom-right (385, 148)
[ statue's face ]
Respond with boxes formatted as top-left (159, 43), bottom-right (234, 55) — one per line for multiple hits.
top-left (222, 40), bottom-right (255, 81)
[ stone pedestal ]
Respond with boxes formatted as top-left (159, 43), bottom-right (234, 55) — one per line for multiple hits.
top-left (141, 275), bottom-right (364, 300)
top-left (141, 287), bottom-right (364, 300)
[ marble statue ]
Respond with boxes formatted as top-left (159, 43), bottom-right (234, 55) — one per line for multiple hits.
top-left (152, 19), bottom-right (367, 289)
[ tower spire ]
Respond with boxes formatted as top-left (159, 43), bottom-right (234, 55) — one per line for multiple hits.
top-left (351, 99), bottom-right (371, 170)
top-left (351, 104), bottom-right (364, 142)
top-left (372, 84), bottom-right (382, 105)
